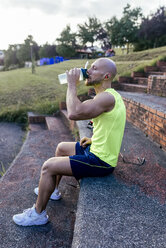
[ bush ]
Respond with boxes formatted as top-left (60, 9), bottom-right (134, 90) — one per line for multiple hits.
top-left (0, 106), bottom-right (29, 123)
top-left (158, 55), bottom-right (166, 62)
top-left (35, 100), bottom-right (59, 115)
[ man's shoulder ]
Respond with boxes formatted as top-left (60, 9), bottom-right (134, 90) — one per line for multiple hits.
top-left (94, 91), bottom-right (115, 101)
top-left (93, 91), bottom-right (115, 112)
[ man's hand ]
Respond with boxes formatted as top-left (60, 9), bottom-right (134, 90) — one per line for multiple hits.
top-left (66, 68), bottom-right (80, 86)
top-left (80, 137), bottom-right (92, 148)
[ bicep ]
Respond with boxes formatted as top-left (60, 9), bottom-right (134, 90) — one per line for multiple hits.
top-left (70, 93), bottom-right (115, 120)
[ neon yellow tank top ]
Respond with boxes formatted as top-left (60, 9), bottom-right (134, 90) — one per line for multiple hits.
top-left (90, 88), bottom-right (126, 167)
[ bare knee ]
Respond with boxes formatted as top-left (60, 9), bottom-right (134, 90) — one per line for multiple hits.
top-left (55, 142), bottom-right (67, 156)
top-left (41, 159), bottom-right (55, 176)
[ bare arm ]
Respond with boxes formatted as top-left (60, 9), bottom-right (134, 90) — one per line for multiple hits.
top-left (66, 68), bottom-right (115, 120)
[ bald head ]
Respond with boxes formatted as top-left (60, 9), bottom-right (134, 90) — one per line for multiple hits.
top-left (86, 57), bottom-right (117, 87)
top-left (95, 58), bottom-right (117, 80)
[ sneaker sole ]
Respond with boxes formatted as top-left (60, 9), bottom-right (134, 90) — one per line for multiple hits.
top-left (13, 216), bottom-right (49, 226)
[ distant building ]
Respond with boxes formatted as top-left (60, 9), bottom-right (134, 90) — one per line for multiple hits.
top-left (76, 48), bottom-right (93, 59)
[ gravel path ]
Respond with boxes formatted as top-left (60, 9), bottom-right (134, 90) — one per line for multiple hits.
top-left (0, 122), bottom-right (25, 176)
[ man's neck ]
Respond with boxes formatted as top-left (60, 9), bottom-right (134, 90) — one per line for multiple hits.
top-left (94, 81), bottom-right (112, 94)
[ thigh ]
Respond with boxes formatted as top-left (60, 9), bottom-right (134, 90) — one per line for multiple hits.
top-left (45, 156), bottom-right (73, 176)
top-left (69, 153), bottom-right (114, 180)
top-left (56, 142), bottom-right (77, 156)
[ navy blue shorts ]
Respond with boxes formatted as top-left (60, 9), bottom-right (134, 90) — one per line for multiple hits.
top-left (69, 142), bottom-right (114, 180)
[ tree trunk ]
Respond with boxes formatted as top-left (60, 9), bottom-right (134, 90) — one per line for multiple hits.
top-left (127, 43), bottom-right (129, 54)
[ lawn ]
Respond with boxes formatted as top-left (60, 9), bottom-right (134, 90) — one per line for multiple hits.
top-left (0, 46), bottom-right (165, 123)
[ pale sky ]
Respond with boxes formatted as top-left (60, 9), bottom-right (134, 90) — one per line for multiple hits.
top-left (0, 0), bottom-right (165, 50)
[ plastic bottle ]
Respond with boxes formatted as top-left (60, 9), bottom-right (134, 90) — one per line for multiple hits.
top-left (58, 68), bottom-right (89, 84)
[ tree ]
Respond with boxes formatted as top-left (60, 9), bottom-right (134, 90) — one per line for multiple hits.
top-left (77, 17), bottom-right (102, 47)
top-left (56, 25), bottom-right (77, 58)
top-left (135, 6), bottom-right (166, 50)
top-left (120, 4), bottom-right (142, 53)
top-left (105, 16), bottom-right (122, 47)
top-left (39, 43), bottom-right (57, 58)
top-left (97, 27), bottom-right (111, 50)
top-left (16, 35), bottom-right (39, 66)
top-left (4, 45), bottom-right (19, 69)
top-left (106, 4), bottom-right (142, 53)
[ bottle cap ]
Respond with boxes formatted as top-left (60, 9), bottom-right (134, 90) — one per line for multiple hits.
top-left (81, 68), bottom-right (89, 79)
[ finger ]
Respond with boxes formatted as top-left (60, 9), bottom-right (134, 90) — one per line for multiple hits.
top-left (80, 140), bottom-right (86, 147)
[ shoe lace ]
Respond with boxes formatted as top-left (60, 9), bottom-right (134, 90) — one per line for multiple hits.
top-left (23, 207), bottom-right (34, 217)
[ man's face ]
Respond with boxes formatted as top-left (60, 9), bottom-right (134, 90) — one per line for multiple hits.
top-left (85, 60), bottom-right (104, 86)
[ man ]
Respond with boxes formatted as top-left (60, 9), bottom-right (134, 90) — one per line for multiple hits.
top-left (13, 58), bottom-right (126, 226)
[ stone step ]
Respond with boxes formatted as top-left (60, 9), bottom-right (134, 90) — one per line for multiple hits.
top-left (157, 61), bottom-right (166, 67)
top-left (71, 114), bottom-right (166, 248)
top-left (45, 116), bottom-right (57, 131)
top-left (147, 71), bottom-right (165, 76)
top-left (120, 83), bottom-right (147, 93)
top-left (60, 109), bottom-right (70, 129)
top-left (133, 77), bottom-right (148, 85)
top-left (28, 111), bottom-right (46, 124)
top-left (131, 71), bottom-right (146, 78)
top-left (118, 76), bottom-right (133, 84)
top-left (29, 123), bottom-right (46, 131)
top-left (0, 117), bottom-right (78, 248)
top-left (158, 66), bottom-right (166, 72)
top-left (144, 66), bottom-right (158, 73)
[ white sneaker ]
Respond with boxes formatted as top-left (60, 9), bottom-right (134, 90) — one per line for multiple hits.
top-left (34, 187), bottom-right (61, 201)
top-left (13, 205), bottom-right (49, 226)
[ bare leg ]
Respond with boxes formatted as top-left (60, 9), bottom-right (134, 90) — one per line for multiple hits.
top-left (36, 156), bottom-right (73, 213)
top-left (35, 142), bottom-right (77, 213)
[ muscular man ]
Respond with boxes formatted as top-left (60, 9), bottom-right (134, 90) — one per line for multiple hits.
top-left (13, 58), bottom-right (126, 226)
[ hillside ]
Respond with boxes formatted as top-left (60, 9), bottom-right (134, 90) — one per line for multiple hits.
top-left (0, 46), bottom-right (165, 123)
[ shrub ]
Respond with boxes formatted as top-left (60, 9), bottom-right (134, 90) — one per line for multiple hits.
top-left (158, 55), bottom-right (166, 62)
top-left (0, 106), bottom-right (29, 123)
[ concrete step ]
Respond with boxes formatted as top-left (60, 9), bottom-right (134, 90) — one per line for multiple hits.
top-left (118, 76), bottom-right (133, 84)
top-left (131, 71), bottom-right (146, 78)
top-left (60, 109), bottom-right (70, 129)
top-left (0, 117), bottom-right (78, 248)
top-left (157, 61), bottom-right (166, 67)
top-left (158, 66), bottom-right (166, 72)
top-left (133, 77), bottom-right (148, 85)
top-left (144, 66), bottom-right (158, 72)
top-left (120, 83), bottom-right (147, 93)
top-left (147, 71), bottom-right (165, 76)
top-left (59, 109), bottom-right (81, 140)
top-left (45, 116), bottom-right (57, 131)
top-left (67, 92), bottom-right (166, 247)
top-left (29, 123), bottom-right (46, 131)
top-left (28, 111), bottom-right (46, 124)
top-left (71, 119), bottom-right (166, 248)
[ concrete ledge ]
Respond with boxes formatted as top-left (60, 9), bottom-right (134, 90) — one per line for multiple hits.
top-left (28, 111), bottom-right (46, 124)
top-left (58, 109), bottom-right (166, 248)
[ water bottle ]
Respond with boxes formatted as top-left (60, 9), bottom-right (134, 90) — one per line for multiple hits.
top-left (58, 68), bottom-right (89, 84)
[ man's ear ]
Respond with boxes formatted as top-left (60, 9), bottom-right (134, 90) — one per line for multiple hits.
top-left (104, 73), bottom-right (111, 80)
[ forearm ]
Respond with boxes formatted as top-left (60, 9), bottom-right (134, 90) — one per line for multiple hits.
top-left (66, 84), bottom-right (82, 119)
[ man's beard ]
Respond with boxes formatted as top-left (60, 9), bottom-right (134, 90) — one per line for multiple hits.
top-left (85, 77), bottom-right (102, 86)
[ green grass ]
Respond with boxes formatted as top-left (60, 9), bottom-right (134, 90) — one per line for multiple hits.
top-left (113, 46), bottom-right (166, 61)
top-left (0, 60), bottom-right (90, 123)
top-left (0, 162), bottom-right (6, 177)
top-left (0, 46), bottom-right (166, 123)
